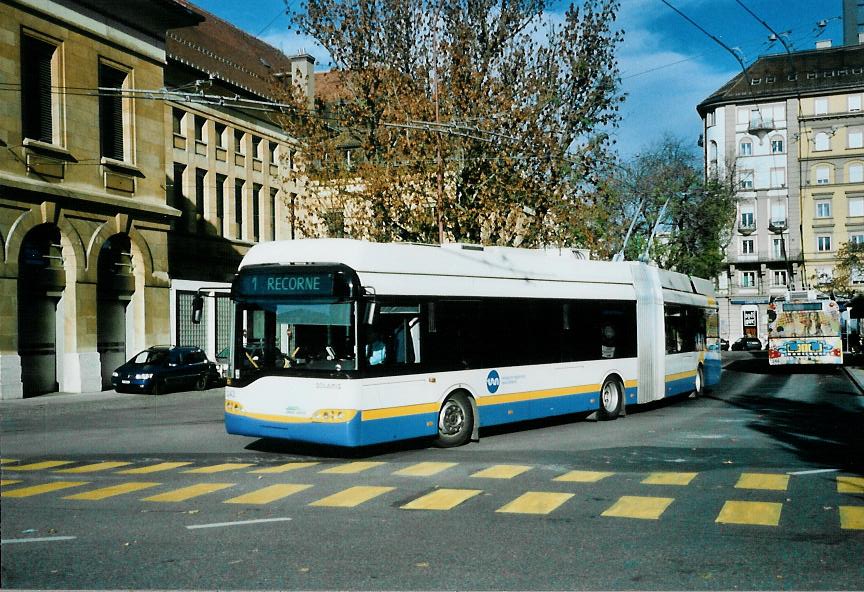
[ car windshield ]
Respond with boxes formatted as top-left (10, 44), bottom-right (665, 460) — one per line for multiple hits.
top-left (233, 300), bottom-right (356, 376)
top-left (132, 350), bottom-right (168, 365)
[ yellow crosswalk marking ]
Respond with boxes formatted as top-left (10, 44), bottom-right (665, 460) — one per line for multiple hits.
top-left (309, 486), bottom-right (394, 507)
top-left (837, 476), bottom-right (864, 494)
top-left (117, 462), bottom-right (193, 474)
top-left (735, 473), bottom-right (789, 491)
top-left (393, 462), bottom-right (457, 477)
top-left (716, 501), bottom-right (783, 526)
top-left (553, 470), bottom-right (614, 483)
top-left (64, 482), bottom-right (161, 500)
top-left (142, 483), bottom-right (235, 502)
top-left (402, 488), bottom-right (482, 510)
top-left (471, 465), bottom-right (532, 479)
top-left (5, 461), bottom-right (75, 471)
top-left (182, 463), bottom-right (254, 474)
top-left (0, 459), bottom-right (18, 465)
top-left (0, 480), bottom-right (22, 486)
top-left (496, 491), bottom-right (574, 514)
top-left (224, 484), bottom-right (312, 504)
top-left (1, 481), bottom-right (89, 498)
top-left (839, 506), bottom-right (864, 530)
top-left (602, 496), bottom-right (674, 520)
top-left (250, 462), bottom-right (320, 474)
top-left (319, 462), bottom-right (386, 475)
top-left (56, 462), bottom-right (132, 474)
top-left (642, 472), bottom-right (698, 486)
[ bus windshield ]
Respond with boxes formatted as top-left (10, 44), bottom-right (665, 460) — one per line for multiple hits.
top-left (233, 299), bottom-right (357, 377)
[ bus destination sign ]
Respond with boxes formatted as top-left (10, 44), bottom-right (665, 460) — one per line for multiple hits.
top-left (238, 272), bottom-right (335, 296)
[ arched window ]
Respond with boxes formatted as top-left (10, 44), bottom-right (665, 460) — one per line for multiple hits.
top-left (770, 135), bottom-right (784, 154)
top-left (815, 164), bottom-right (831, 185)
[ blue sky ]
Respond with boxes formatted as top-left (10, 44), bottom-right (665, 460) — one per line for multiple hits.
top-left (193, 0), bottom-right (844, 159)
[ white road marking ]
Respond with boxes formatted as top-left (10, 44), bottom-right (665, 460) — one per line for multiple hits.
top-left (1, 536), bottom-right (77, 545)
top-left (786, 468), bottom-right (839, 476)
top-left (186, 517), bottom-right (293, 530)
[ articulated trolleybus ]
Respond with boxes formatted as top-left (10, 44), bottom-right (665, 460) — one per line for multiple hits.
top-left (223, 239), bottom-right (721, 447)
top-left (767, 291), bottom-right (843, 365)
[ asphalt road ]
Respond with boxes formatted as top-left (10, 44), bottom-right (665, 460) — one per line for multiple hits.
top-left (1, 351), bottom-right (863, 590)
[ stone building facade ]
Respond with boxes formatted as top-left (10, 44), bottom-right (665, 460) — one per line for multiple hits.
top-left (0, 0), bottom-right (201, 399)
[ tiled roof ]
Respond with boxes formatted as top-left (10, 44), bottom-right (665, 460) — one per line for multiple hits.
top-left (315, 70), bottom-right (353, 103)
top-left (167, 0), bottom-right (311, 100)
top-left (697, 44), bottom-right (864, 115)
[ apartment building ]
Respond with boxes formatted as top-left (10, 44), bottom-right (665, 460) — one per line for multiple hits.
top-left (0, 0), bottom-right (201, 399)
top-left (162, 6), bottom-right (314, 361)
top-left (698, 43), bottom-right (864, 343)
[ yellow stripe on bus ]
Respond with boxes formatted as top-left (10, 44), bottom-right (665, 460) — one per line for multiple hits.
top-left (479, 384), bottom-right (598, 407)
top-left (665, 370), bottom-right (697, 382)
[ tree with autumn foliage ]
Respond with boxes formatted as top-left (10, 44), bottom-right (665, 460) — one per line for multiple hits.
top-left (274, 0), bottom-right (623, 247)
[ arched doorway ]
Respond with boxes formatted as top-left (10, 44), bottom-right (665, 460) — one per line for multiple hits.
top-left (97, 234), bottom-right (135, 389)
top-left (18, 224), bottom-right (65, 396)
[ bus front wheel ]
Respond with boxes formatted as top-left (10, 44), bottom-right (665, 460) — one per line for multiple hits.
top-left (597, 376), bottom-right (622, 421)
top-left (435, 392), bottom-right (474, 448)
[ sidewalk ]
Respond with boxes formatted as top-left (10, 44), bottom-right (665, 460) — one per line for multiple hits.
top-left (842, 353), bottom-right (864, 395)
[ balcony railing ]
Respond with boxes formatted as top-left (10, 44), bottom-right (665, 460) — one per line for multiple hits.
top-left (748, 117), bottom-right (775, 137)
top-left (738, 223), bottom-right (756, 235)
top-left (768, 219), bottom-right (787, 232)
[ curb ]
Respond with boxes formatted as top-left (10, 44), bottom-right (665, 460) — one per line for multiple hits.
top-left (842, 366), bottom-right (864, 395)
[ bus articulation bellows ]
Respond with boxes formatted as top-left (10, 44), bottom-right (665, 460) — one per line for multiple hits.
top-left (222, 239), bottom-right (721, 447)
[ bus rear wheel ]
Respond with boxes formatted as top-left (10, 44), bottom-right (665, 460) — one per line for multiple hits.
top-left (597, 376), bottom-right (622, 421)
top-left (693, 366), bottom-right (704, 398)
top-left (435, 392), bottom-right (473, 448)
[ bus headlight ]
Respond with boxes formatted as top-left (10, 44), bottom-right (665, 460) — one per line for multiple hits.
top-left (225, 400), bottom-right (244, 413)
top-left (311, 409), bottom-right (357, 423)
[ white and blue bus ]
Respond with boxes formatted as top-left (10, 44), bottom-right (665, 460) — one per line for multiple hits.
top-left (221, 239), bottom-right (721, 447)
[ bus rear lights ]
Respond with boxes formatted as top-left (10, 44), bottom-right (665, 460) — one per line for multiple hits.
top-left (311, 409), bottom-right (357, 423)
top-left (832, 348), bottom-right (842, 357)
top-left (768, 349), bottom-right (781, 359)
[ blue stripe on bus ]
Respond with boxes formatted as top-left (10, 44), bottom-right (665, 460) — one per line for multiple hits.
top-left (226, 386), bottom-right (639, 447)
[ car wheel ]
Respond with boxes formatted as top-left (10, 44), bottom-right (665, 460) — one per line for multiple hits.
top-left (195, 373), bottom-right (208, 391)
top-left (597, 376), bottom-right (623, 421)
top-left (151, 379), bottom-right (163, 396)
top-left (434, 392), bottom-right (474, 448)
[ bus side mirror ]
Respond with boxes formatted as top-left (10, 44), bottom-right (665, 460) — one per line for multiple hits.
top-left (364, 301), bottom-right (379, 325)
top-left (192, 294), bottom-right (204, 324)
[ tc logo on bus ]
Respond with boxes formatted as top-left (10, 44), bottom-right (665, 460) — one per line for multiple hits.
top-left (486, 370), bottom-right (501, 394)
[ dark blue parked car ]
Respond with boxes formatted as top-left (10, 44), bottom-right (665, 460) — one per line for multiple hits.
top-left (111, 346), bottom-right (219, 395)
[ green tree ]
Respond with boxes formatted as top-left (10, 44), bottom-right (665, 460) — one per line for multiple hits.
top-left (276, 0), bottom-right (623, 246)
top-left (813, 241), bottom-right (864, 298)
top-left (594, 135), bottom-right (736, 278)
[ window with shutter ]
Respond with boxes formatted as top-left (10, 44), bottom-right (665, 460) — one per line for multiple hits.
top-left (99, 63), bottom-right (127, 161)
top-left (21, 35), bottom-right (56, 143)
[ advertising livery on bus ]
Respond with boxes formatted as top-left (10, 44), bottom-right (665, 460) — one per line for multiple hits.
top-left (220, 239), bottom-right (721, 447)
top-left (767, 291), bottom-right (843, 366)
